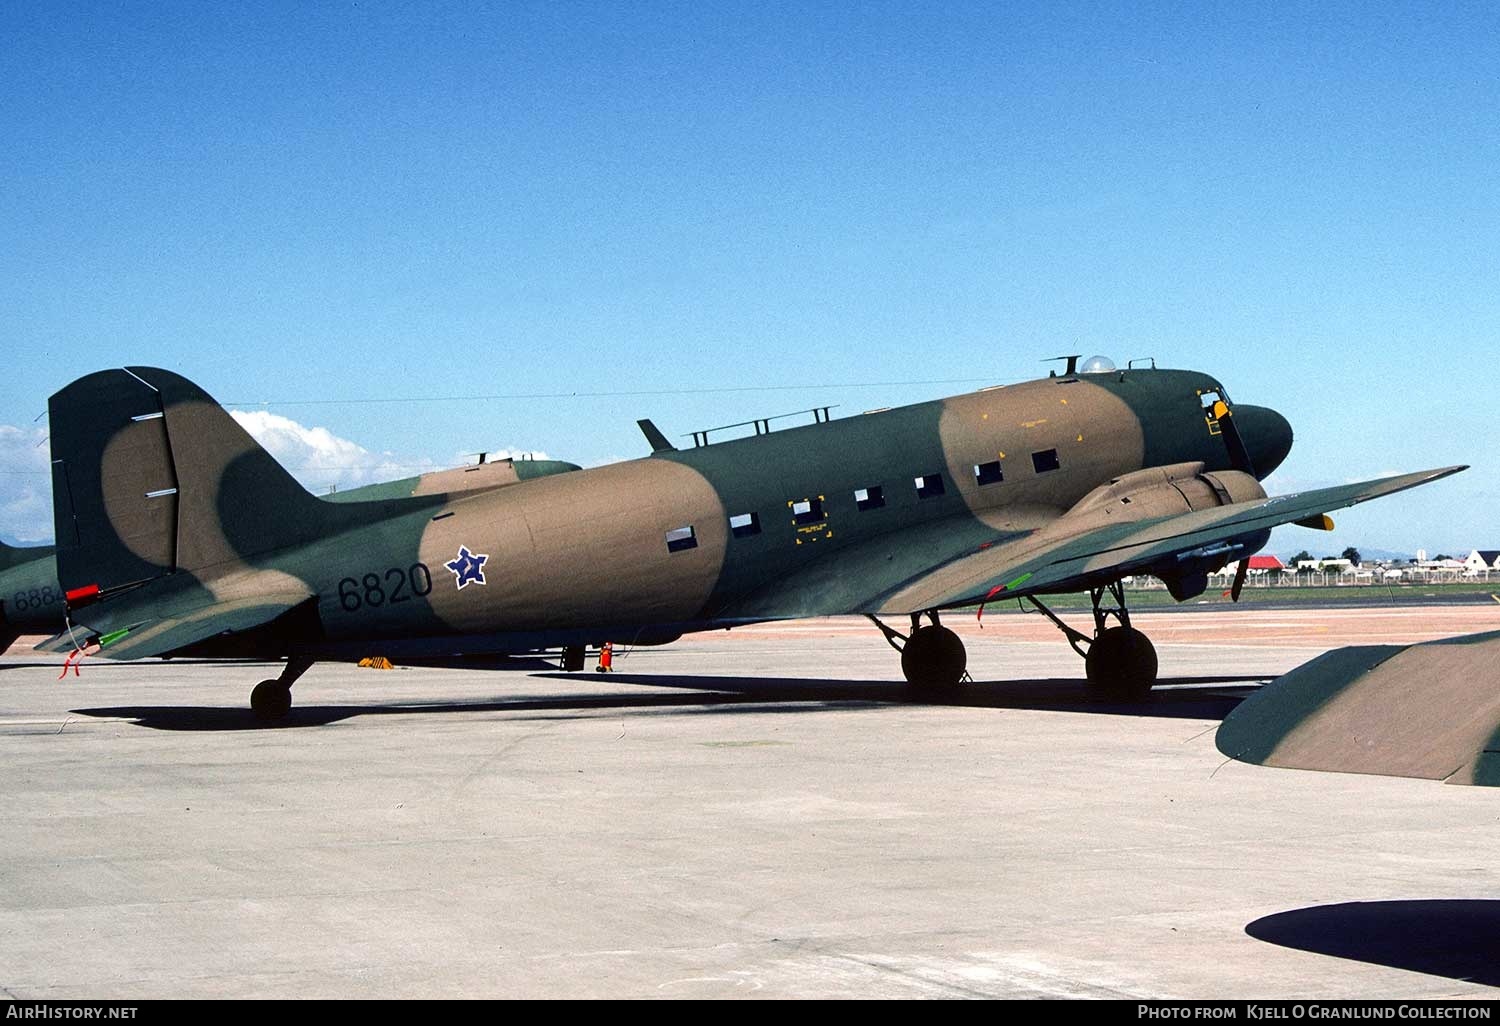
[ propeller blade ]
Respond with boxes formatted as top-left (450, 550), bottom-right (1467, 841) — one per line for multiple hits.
top-left (1230, 557), bottom-right (1250, 602)
top-left (1213, 400), bottom-right (1257, 477)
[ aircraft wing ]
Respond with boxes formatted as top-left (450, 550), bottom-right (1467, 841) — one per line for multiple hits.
top-left (873, 466), bottom-right (1465, 614)
top-left (37, 593), bottom-right (315, 660)
top-left (1216, 630), bottom-right (1500, 786)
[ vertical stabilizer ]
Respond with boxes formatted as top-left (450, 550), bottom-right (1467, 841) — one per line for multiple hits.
top-left (48, 367), bottom-right (335, 595)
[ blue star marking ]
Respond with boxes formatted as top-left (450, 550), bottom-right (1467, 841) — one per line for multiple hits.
top-left (444, 545), bottom-right (489, 590)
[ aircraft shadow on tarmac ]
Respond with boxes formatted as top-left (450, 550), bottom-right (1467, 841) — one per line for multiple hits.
top-left (1246, 900), bottom-right (1500, 988)
top-left (70, 672), bottom-right (1260, 731)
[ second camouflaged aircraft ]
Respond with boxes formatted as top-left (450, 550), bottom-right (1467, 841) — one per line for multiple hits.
top-left (0, 541), bottom-right (63, 652)
top-left (44, 360), bottom-right (1462, 718)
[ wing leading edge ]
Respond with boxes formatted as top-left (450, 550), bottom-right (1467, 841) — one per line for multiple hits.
top-left (873, 465), bottom-right (1466, 615)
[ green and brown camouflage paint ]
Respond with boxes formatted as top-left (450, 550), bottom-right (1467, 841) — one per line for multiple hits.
top-left (1217, 630), bottom-right (1500, 786)
top-left (0, 541), bottom-right (63, 649)
top-left (46, 364), bottom-right (1325, 663)
top-left (2, 449), bottom-right (580, 650)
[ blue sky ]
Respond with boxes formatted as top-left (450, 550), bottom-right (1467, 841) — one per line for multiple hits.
top-left (1, 1), bottom-right (1493, 554)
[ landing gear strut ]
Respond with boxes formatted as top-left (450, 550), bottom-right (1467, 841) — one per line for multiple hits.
top-left (250, 656), bottom-right (313, 721)
top-left (868, 611), bottom-right (968, 695)
top-left (1027, 581), bottom-right (1158, 701)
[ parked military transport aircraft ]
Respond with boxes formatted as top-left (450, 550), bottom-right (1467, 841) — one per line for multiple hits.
top-left (0, 455), bottom-right (580, 652)
top-left (41, 359), bottom-right (1462, 719)
top-left (1217, 629), bottom-right (1500, 786)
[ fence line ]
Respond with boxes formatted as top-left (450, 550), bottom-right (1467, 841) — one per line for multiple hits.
top-left (1125, 568), bottom-right (1496, 590)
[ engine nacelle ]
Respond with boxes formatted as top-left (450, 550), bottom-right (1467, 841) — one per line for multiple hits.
top-left (1065, 461), bottom-right (1267, 524)
top-left (1059, 462), bottom-right (1271, 602)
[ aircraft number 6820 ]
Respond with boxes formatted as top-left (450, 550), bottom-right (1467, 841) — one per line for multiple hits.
top-left (337, 563), bottom-right (433, 612)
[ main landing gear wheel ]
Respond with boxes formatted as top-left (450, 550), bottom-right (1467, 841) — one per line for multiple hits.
top-left (1084, 626), bottom-right (1158, 701)
top-left (900, 624), bottom-right (967, 694)
top-left (1023, 582), bottom-right (1159, 702)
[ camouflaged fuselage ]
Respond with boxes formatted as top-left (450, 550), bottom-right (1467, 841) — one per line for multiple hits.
top-left (193, 368), bottom-right (1283, 658)
top-left (8, 458), bottom-right (581, 647)
top-left (45, 364), bottom-right (1312, 662)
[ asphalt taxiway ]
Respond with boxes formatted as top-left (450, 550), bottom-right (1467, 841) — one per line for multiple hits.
top-left (2, 605), bottom-right (1499, 999)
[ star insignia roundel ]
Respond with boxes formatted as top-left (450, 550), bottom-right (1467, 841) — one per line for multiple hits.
top-left (444, 545), bottom-right (489, 590)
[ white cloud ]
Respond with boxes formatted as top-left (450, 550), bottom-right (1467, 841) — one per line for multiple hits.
top-left (0, 423), bottom-right (52, 544)
top-left (229, 409), bottom-right (438, 496)
top-left (0, 408), bottom-right (555, 543)
top-left (228, 412), bottom-right (550, 495)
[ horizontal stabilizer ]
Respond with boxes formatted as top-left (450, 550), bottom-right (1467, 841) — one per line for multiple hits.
top-left (47, 592), bottom-right (317, 660)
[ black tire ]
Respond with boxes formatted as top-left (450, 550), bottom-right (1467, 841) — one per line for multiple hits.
top-left (250, 679), bottom-right (293, 721)
top-left (901, 625), bottom-right (967, 694)
top-left (1084, 627), bottom-right (1158, 701)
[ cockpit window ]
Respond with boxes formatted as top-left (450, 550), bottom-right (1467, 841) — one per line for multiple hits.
top-left (1198, 387), bottom-right (1231, 436)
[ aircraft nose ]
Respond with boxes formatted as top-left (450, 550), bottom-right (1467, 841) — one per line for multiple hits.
top-left (1234, 404), bottom-right (1294, 479)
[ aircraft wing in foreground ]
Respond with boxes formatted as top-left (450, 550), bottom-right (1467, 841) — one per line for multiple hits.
top-left (1217, 630), bottom-right (1500, 787)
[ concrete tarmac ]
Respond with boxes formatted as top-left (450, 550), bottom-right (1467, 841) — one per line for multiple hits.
top-left (3, 605), bottom-right (1499, 999)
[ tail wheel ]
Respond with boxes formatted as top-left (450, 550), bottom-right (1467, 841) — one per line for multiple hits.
top-left (1085, 627), bottom-right (1158, 701)
top-left (250, 679), bottom-right (293, 721)
top-left (901, 625), bottom-right (967, 693)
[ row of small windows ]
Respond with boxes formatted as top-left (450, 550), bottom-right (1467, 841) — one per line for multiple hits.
top-left (975, 448), bottom-right (1060, 482)
top-left (665, 449), bottom-right (1061, 552)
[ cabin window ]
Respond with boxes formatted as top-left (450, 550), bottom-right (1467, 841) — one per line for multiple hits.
top-left (790, 498), bottom-right (825, 525)
top-left (665, 525), bottom-right (698, 552)
top-left (729, 512), bottom-right (761, 538)
top-left (855, 485), bottom-right (885, 511)
top-left (1032, 449), bottom-right (1060, 473)
top-left (974, 460), bottom-right (1004, 486)
top-left (915, 473), bottom-right (945, 499)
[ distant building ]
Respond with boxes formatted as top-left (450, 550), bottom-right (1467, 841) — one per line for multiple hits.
top-left (1222, 555), bottom-right (1286, 578)
top-left (1464, 550), bottom-right (1500, 573)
